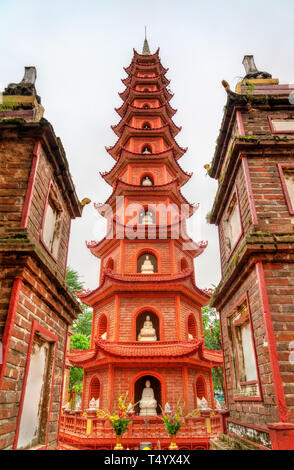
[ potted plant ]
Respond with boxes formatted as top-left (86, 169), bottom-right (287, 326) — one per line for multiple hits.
top-left (161, 399), bottom-right (185, 450)
top-left (107, 392), bottom-right (135, 450)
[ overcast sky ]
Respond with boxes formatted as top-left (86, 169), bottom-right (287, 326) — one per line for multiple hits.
top-left (1, 0), bottom-right (293, 290)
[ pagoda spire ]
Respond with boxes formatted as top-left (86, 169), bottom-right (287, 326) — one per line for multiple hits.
top-left (142, 26), bottom-right (151, 55)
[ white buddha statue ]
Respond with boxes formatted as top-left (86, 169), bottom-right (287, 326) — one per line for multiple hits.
top-left (197, 397), bottom-right (210, 410)
top-left (215, 399), bottom-right (222, 410)
top-left (141, 255), bottom-right (154, 274)
top-left (139, 380), bottom-right (157, 416)
top-left (89, 397), bottom-right (97, 410)
top-left (142, 176), bottom-right (153, 186)
top-left (141, 211), bottom-right (154, 224)
top-left (142, 147), bottom-right (151, 154)
top-left (138, 315), bottom-right (157, 342)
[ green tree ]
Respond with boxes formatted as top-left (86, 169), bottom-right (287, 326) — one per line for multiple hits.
top-left (66, 267), bottom-right (93, 338)
top-left (66, 267), bottom-right (93, 404)
top-left (202, 306), bottom-right (224, 396)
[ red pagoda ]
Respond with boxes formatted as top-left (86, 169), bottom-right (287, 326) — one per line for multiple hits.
top-left (60, 38), bottom-right (223, 450)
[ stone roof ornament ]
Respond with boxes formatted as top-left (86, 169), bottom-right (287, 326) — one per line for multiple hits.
top-left (242, 55), bottom-right (272, 80)
top-left (142, 26), bottom-right (151, 55)
top-left (4, 66), bottom-right (41, 102)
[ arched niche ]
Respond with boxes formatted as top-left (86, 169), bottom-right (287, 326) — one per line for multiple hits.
top-left (180, 257), bottom-right (189, 272)
top-left (89, 376), bottom-right (100, 402)
top-left (141, 144), bottom-right (152, 154)
top-left (134, 375), bottom-right (162, 415)
top-left (142, 121), bottom-right (151, 130)
top-left (139, 208), bottom-right (156, 225)
top-left (136, 311), bottom-right (160, 341)
top-left (187, 314), bottom-right (197, 339)
top-left (140, 174), bottom-right (154, 186)
top-left (142, 103), bottom-right (150, 109)
top-left (98, 314), bottom-right (107, 339)
top-left (196, 376), bottom-right (207, 400)
top-left (137, 252), bottom-right (158, 273)
top-left (105, 257), bottom-right (114, 271)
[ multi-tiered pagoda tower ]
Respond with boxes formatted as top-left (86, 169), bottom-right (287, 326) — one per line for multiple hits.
top-left (66, 39), bottom-right (222, 449)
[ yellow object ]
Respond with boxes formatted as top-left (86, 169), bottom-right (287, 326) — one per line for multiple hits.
top-left (235, 78), bottom-right (279, 94)
top-left (168, 435), bottom-right (179, 450)
top-left (114, 435), bottom-right (124, 450)
top-left (206, 418), bottom-right (211, 434)
top-left (143, 447), bottom-right (151, 450)
top-left (86, 419), bottom-right (92, 435)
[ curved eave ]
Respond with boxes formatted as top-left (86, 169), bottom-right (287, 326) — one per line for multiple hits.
top-left (122, 72), bottom-right (170, 88)
top-left (124, 62), bottom-right (168, 76)
top-left (115, 100), bottom-right (177, 119)
top-left (94, 178), bottom-right (197, 215)
top-left (94, 339), bottom-right (202, 359)
top-left (111, 104), bottom-right (181, 138)
top-left (86, 221), bottom-right (207, 259)
top-left (100, 150), bottom-right (192, 187)
top-left (133, 47), bottom-right (160, 60)
top-left (119, 85), bottom-right (173, 103)
top-left (199, 348), bottom-right (223, 366)
top-left (111, 121), bottom-right (182, 138)
top-left (76, 271), bottom-right (210, 308)
top-left (106, 128), bottom-right (187, 161)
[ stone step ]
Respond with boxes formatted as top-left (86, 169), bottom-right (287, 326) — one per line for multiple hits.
top-left (217, 433), bottom-right (260, 450)
top-left (210, 438), bottom-right (232, 450)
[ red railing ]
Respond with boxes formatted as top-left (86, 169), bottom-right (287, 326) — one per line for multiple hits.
top-left (59, 412), bottom-right (222, 449)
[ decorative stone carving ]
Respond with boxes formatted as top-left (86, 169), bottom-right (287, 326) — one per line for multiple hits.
top-left (75, 400), bottom-right (81, 411)
top-left (197, 397), bottom-right (210, 410)
top-left (138, 315), bottom-right (157, 342)
top-left (139, 380), bottom-right (157, 416)
top-left (215, 399), bottom-right (222, 410)
top-left (164, 402), bottom-right (172, 414)
top-left (89, 397), bottom-right (98, 410)
top-left (141, 255), bottom-right (154, 274)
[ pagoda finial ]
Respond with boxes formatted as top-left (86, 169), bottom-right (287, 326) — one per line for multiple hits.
top-left (142, 26), bottom-right (151, 55)
top-left (242, 55), bottom-right (272, 79)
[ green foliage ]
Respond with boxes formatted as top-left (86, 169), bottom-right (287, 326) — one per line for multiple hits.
top-left (202, 306), bottom-right (224, 394)
top-left (66, 267), bottom-right (83, 294)
top-left (65, 265), bottom-right (93, 399)
top-left (69, 333), bottom-right (90, 397)
top-left (66, 267), bottom-right (93, 338)
top-left (72, 310), bottom-right (93, 338)
top-left (110, 418), bottom-right (132, 436)
top-left (70, 333), bottom-right (90, 351)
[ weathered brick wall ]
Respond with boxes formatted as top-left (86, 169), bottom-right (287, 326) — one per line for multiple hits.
top-left (242, 109), bottom-right (292, 137)
top-left (0, 132), bottom-right (35, 231)
top-left (220, 266), bottom-right (279, 426)
top-left (27, 146), bottom-right (71, 278)
top-left (0, 272), bottom-right (69, 449)
top-left (263, 262), bottom-right (294, 422)
top-left (219, 162), bottom-right (251, 273)
top-left (248, 154), bottom-right (294, 233)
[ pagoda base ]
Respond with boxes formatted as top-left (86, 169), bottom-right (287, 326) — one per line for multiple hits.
top-left (59, 414), bottom-right (222, 450)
